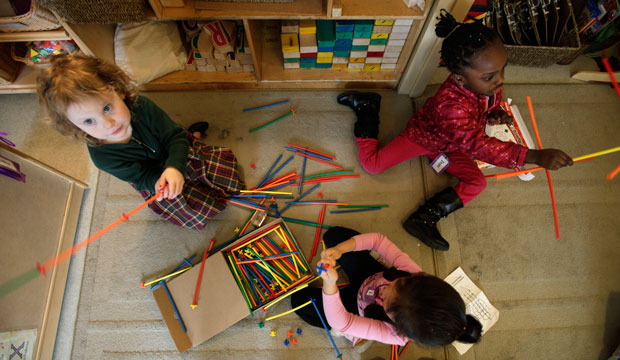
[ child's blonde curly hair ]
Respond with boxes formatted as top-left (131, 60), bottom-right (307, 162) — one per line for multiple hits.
top-left (37, 54), bottom-right (139, 145)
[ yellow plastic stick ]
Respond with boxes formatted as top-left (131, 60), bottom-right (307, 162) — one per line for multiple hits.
top-left (231, 227), bottom-right (281, 251)
top-left (240, 190), bottom-right (293, 195)
top-left (141, 266), bottom-right (191, 287)
top-left (265, 300), bottom-right (313, 321)
top-left (573, 146), bottom-right (620, 162)
top-left (263, 283), bottom-right (309, 310)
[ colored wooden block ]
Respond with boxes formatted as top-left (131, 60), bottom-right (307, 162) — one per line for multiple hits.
top-left (300, 57), bottom-right (316, 63)
top-left (392, 25), bottom-right (412, 33)
top-left (284, 62), bottom-right (300, 69)
top-left (388, 32), bottom-right (408, 40)
top-left (368, 44), bottom-right (386, 52)
top-left (299, 33), bottom-right (317, 53)
top-left (352, 38), bottom-right (370, 46)
top-left (354, 20), bottom-right (373, 32)
top-left (317, 52), bottom-right (333, 58)
top-left (336, 31), bottom-right (353, 39)
top-left (383, 51), bottom-right (400, 58)
top-left (318, 46), bottom-right (334, 52)
top-left (385, 46), bottom-right (403, 54)
top-left (281, 20), bottom-right (299, 34)
top-left (348, 62), bottom-right (364, 69)
top-left (335, 20), bottom-right (354, 32)
top-left (370, 38), bottom-right (388, 45)
top-left (283, 52), bottom-right (300, 59)
top-left (349, 57), bottom-right (365, 63)
top-left (204, 20), bottom-right (234, 53)
top-left (353, 32), bottom-right (371, 39)
top-left (350, 50), bottom-right (367, 58)
top-left (381, 56), bottom-right (398, 64)
top-left (365, 57), bottom-right (381, 63)
top-left (351, 45), bottom-right (368, 51)
top-left (374, 19), bottom-right (395, 25)
top-left (387, 39), bottom-right (406, 47)
top-left (300, 61), bottom-right (316, 68)
top-left (284, 57), bottom-right (300, 63)
top-left (185, 52), bottom-right (196, 71)
top-left (394, 19), bottom-right (414, 26)
top-left (373, 25), bottom-right (392, 33)
top-left (316, 62), bottom-right (332, 68)
top-left (335, 39), bottom-right (352, 47)
top-left (332, 56), bottom-right (348, 64)
top-left (316, 57), bottom-right (332, 63)
top-left (334, 45), bottom-right (351, 51)
top-left (367, 51), bottom-right (384, 57)
top-left (281, 33), bottom-right (300, 53)
top-left (299, 20), bottom-right (316, 34)
top-left (380, 63), bottom-right (397, 70)
top-left (332, 63), bottom-right (347, 69)
top-left (363, 63), bottom-right (380, 71)
top-left (316, 20), bottom-right (336, 48)
top-left (334, 50), bottom-right (350, 57)
top-left (371, 33), bottom-right (389, 39)
top-left (300, 52), bottom-right (317, 58)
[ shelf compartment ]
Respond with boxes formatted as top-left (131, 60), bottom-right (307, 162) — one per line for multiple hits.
top-left (339, 0), bottom-right (426, 19)
top-left (149, 0), bottom-right (326, 20)
top-left (0, 28), bottom-right (70, 43)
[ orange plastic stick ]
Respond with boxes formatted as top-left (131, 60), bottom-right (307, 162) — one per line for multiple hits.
top-left (37, 192), bottom-right (161, 275)
top-left (487, 157), bottom-right (594, 180)
top-left (608, 164), bottom-right (620, 180)
top-left (191, 238), bottom-right (216, 308)
top-left (527, 96), bottom-right (560, 239)
top-left (293, 150), bottom-right (343, 170)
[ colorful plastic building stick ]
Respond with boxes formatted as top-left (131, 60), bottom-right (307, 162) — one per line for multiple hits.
top-left (243, 100), bottom-right (289, 112)
top-left (249, 109), bottom-right (296, 133)
top-left (287, 143), bottom-right (336, 160)
top-left (608, 164), bottom-right (620, 180)
top-left (191, 238), bottom-right (216, 308)
top-left (527, 96), bottom-right (559, 239)
top-left (162, 281), bottom-right (186, 333)
top-left (310, 298), bottom-right (342, 358)
top-left (601, 54), bottom-right (620, 101)
top-left (265, 299), bottom-right (312, 321)
top-left (315, 263), bottom-right (329, 275)
top-left (330, 207), bottom-right (382, 214)
top-left (309, 205), bottom-right (326, 263)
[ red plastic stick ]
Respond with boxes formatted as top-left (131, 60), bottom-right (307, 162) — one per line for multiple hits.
top-left (527, 96), bottom-right (560, 239)
top-left (191, 238), bottom-right (215, 308)
top-left (293, 150), bottom-right (343, 170)
top-left (601, 54), bottom-right (620, 102)
top-left (38, 192), bottom-right (161, 275)
top-left (608, 164), bottom-right (620, 180)
top-left (287, 143), bottom-right (336, 160)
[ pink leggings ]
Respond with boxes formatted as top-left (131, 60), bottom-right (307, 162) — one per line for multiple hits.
top-left (356, 131), bottom-right (486, 205)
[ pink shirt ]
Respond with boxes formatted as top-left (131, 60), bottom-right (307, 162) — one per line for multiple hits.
top-left (322, 233), bottom-right (422, 345)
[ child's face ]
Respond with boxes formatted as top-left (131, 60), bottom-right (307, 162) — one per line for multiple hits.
top-left (457, 40), bottom-right (507, 97)
top-left (65, 90), bottom-right (132, 144)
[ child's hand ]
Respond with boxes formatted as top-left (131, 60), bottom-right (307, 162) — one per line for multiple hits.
top-left (487, 109), bottom-right (513, 126)
top-left (525, 149), bottom-right (574, 170)
top-left (155, 167), bottom-right (185, 200)
top-left (320, 246), bottom-right (343, 263)
top-left (317, 259), bottom-right (338, 284)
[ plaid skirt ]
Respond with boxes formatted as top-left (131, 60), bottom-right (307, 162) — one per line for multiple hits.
top-left (137, 140), bottom-right (245, 230)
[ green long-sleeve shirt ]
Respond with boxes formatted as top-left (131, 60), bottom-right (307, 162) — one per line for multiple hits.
top-left (88, 96), bottom-right (189, 192)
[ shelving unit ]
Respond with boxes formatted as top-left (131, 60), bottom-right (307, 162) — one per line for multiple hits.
top-left (0, 0), bottom-right (434, 93)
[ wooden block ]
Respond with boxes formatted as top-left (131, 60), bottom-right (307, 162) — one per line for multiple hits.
top-left (350, 50), bottom-right (367, 58)
top-left (215, 65), bottom-right (226, 71)
top-left (236, 53), bottom-right (253, 65)
top-left (284, 57), bottom-right (300, 63)
top-left (385, 45), bottom-right (403, 54)
top-left (354, 20), bottom-right (373, 32)
top-left (300, 52), bottom-right (317, 58)
top-left (204, 21), bottom-right (234, 54)
top-left (348, 62), bottom-right (364, 69)
top-left (332, 56), bottom-right (349, 64)
top-left (185, 52), bottom-right (196, 71)
top-left (392, 25), bottom-right (411, 33)
top-left (368, 44), bottom-right (386, 52)
top-left (336, 31), bottom-right (353, 39)
top-left (300, 61), bottom-right (315, 68)
top-left (380, 63), bottom-right (396, 70)
top-left (299, 33), bottom-right (317, 50)
top-left (383, 51), bottom-right (401, 58)
top-left (367, 51), bottom-right (384, 57)
top-left (159, 0), bottom-right (185, 7)
top-left (363, 63), bottom-right (380, 71)
top-left (317, 52), bottom-right (333, 58)
top-left (352, 38), bottom-right (370, 45)
top-left (281, 33), bottom-right (300, 53)
top-left (365, 57), bottom-right (382, 64)
top-left (316, 57), bottom-right (332, 63)
top-left (197, 30), bottom-right (215, 60)
top-left (213, 52), bottom-right (227, 60)
top-left (283, 52), bottom-right (300, 59)
top-left (371, 33), bottom-right (389, 39)
top-left (373, 25), bottom-right (392, 33)
top-left (284, 62), bottom-right (301, 69)
top-left (381, 56), bottom-right (398, 64)
top-left (316, 20), bottom-right (335, 48)
top-left (351, 45), bottom-right (368, 51)
top-left (299, 20), bottom-right (316, 34)
top-left (335, 20), bottom-right (354, 32)
top-left (388, 32), bottom-right (408, 40)
top-left (334, 50), bottom-right (350, 57)
top-left (316, 62), bottom-right (332, 68)
top-left (332, 63), bottom-right (347, 69)
top-left (387, 39), bottom-right (405, 47)
top-left (281, 20), bottom-right (299, 34)
top-left (401, 0), bottom-right (421, 8)
top-left (353, 31), bottom-right (371, 39)
top-left (394, 19), bottom-right (414, 26)
top-left (349, 57), bottom-right (365, 63)
top-left (374, 19), bottom-right (394, 25)
top-left (370, 38), bottom-right (388, 45)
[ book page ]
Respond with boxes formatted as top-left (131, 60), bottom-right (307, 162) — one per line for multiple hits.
top-left (445, 267), bottom-right (499, 355)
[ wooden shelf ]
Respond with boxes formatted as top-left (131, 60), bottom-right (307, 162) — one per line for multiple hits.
top-left (150, 0), bottom-right (326, 20)
top-left (141, 69), bottom-right (257, 91)
top-left (0, 64), bottom-right (40, 93)
top-left (0, 28), bottom-right (70, 42)
top-left (339, 0), bottom-right (425, 19)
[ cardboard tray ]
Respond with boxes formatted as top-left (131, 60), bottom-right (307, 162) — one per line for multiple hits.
top-left (152, 218), bottom-right (312, 353)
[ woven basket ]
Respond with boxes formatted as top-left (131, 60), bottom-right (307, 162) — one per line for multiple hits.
top-left (0, 1), bottom-right (60, 33)
top-left (504, 10), bottom-right (581, 67)
top-left (38, 0), bottom-right (145, 24)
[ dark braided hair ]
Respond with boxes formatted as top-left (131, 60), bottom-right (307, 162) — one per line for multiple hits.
top-left (364, 269), bottom-right (483, 347)
top-left (436, 9), bottom-right (500, 73)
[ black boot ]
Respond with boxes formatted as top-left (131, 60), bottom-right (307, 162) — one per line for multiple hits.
top-left (337, 91), bottom-right (381, 139)
top-left (402, 187), bottom-right (463, 251)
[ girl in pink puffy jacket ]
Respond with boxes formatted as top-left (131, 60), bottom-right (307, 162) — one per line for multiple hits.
top-left (337, 10), bottom-right (573, 251)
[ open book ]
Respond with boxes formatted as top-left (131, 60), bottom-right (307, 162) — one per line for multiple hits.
top-left (445, 267), bottom-right (499, 355)
top-left (476, 99), bottom-right (536, 181)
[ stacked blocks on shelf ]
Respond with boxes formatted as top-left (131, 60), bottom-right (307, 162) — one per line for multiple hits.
top-left (279, 18), bottom-right (412, 72)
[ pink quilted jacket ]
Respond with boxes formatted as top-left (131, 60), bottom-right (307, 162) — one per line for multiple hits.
top-left (406, 75), bottom-right (528, 169)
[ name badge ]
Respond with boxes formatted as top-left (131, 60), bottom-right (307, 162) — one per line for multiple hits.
top-left (430, 153), bottom-right (450, 174)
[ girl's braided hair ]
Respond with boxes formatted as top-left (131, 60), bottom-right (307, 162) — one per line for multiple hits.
top-left (435, 9), bottom-right (500, 73)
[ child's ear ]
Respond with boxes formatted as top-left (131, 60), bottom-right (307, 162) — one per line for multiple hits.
top-left (453, 75), bottom-right (465, 86)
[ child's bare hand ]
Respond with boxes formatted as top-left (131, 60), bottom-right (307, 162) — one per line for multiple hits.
top-left (487, 109), bottom-right (513, 126)
top-left (317, 259), bottom-right (338, 284)
top-left (525, 149), bottom-right (574, 170)
top-left (155, 167), bottom-right (184, 200)
top-left (320, 246), bottom-right (343, 263)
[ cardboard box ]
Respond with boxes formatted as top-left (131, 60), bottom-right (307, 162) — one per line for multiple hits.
top-left (153, 219), bottom-right (313, 353)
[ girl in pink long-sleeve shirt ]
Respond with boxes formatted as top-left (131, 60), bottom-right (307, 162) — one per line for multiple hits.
top-left (337, 11), bottom-right (573, 251)
top-left (291, 226), bottom-right (482, 350)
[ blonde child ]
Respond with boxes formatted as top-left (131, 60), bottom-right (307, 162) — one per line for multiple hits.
top-left (337, 11), bottom-right (573, 250)
top-left (291, 226), bottom-right (482, 350)
top-left (37, 54), bottom-right (244, 229)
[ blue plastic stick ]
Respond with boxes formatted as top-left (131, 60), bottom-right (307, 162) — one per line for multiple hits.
top-left (257, 154), bottom-right (282, 188)
top-left (298, 157), bottom-right (307, 195)
top-left (242, 100), bottom-right (289, 112)
top-left (329, 207), bottom-right (382, 214)
top-left (262, 155), bottom-right (295, 185)
top-left (310, 298), bottom-right (342, 358)
top-left (162, 281), bottom-right (187, 333)
top-left (280, 183), bottom-right (321, 214)
top-left (285, 146), bottom-right (333, 162)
